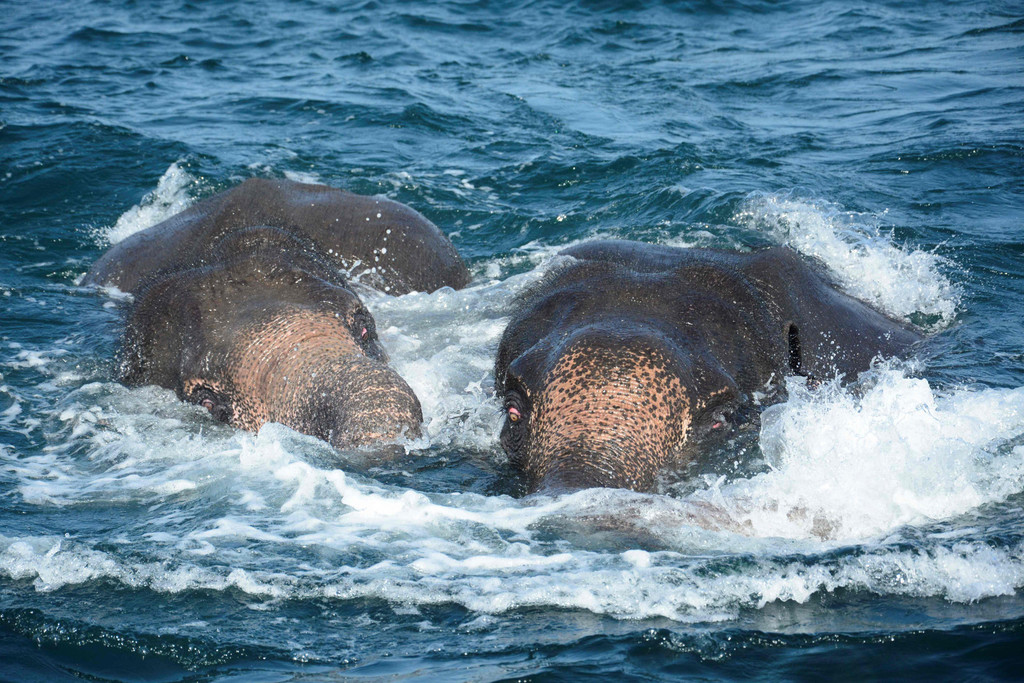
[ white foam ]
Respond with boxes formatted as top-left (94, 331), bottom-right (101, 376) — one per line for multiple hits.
top-left (282, 170), bottom-right (322, 185)
top-left (103, 162), bottom-right (198, 245)
top-left (735, 193), bottom-right (960, 326)
top-left (3, 517), bottom-right (1020, 621)
top-left (4, 375), bottom-right (1024, 621)
top-left (694, 366), bottom-right (1024, 541)
top-left (9, 348), bottom-right (68, 369)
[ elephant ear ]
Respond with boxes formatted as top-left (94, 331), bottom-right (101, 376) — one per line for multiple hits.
top-left (742, 247), bottom-right (922, 380)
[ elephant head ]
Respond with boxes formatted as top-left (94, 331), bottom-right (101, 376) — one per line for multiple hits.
top-left (495, 241), bottom-right (921, 493)
top-left (120, 227), bottom-right (422, 448)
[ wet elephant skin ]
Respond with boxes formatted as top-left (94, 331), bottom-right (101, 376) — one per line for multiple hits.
top-left (85, 177), bottom-right (470, 296)
top-left (85, 179), bottom-right (471, 450)
top-left (494, 240), bottom-right (922, 493)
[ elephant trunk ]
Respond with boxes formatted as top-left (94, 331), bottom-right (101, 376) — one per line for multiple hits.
top-left (305, 354), bottom-right (424, 448)
top-left (230, 314), bottom-right (422, 448)
top-left (520, 340), bottom-right (696, 492)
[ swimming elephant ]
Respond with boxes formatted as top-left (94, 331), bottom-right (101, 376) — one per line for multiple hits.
top-left (494, 240), bottom-right (922, 493)
top-left (85, 178), bottom-right (470, 449)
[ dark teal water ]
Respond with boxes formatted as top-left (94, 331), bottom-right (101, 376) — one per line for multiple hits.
top-left (3, 1), bottom-right (1024, 680)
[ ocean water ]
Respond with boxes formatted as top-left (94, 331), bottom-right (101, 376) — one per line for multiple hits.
top-left (2, 0), bottom-right (1023, 680)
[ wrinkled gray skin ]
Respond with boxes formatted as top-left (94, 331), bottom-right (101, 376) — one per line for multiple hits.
top-left (85, 178), bottom-right (470, 449)
top-left (495, 240), bottom-right (922, 493)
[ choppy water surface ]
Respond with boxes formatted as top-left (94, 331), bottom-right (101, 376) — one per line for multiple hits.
top-left (2, 1), bottom-right (1023, 680)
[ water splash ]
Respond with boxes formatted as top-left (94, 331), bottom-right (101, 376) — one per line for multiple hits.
top-left (735, 193), bottom-right (960, 327)
top-left (6, 325), bottom-right (1024, 622)
top-left (697, 365), bottom-right (1024, 542)
top-left (102, 162), bottom-right (199, 245)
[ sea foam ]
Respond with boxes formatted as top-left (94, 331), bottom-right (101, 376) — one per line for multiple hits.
top-left (735, 193), bottom-right (960, 326)
top-left (102, 162), bottom-right (198, 245)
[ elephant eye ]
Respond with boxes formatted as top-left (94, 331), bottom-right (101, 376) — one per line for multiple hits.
top-left (500, 394), bottom-right (530, 463)
top-left (352, 308), bottom-right (375, 344)
top-left (191, 386), bottom-right (232, 424)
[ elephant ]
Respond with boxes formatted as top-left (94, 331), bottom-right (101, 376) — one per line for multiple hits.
top-left (494, 240), bottom-right (922, 493)
top-left (84, 177), bottom-right (470, 449)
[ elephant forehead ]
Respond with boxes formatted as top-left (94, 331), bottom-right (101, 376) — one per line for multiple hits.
top-left (537, 343), bottom-right (690, 432)
top-left (134, 258), bottom-right (363, 334)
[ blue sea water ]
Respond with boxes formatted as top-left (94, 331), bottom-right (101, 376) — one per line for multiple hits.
top-left (2, 0), bottom-right (1024, 680)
